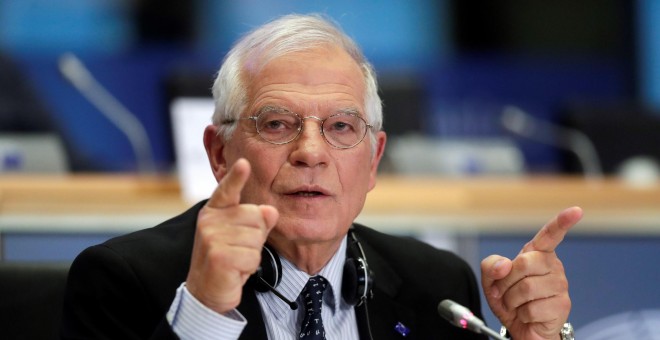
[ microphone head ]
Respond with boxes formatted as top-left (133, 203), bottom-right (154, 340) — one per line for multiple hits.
top-left (437, 299), bottom-right (485, 333)
top-left (437, 299), bottom-right (456, 322)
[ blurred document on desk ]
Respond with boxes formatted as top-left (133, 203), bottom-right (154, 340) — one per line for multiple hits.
top-left (170, 98), bottom-right (217, 203)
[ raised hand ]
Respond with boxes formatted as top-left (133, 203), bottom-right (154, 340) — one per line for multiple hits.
top-left (185, 158), bottom-right (279, 314)
top-left (481, 207), bottom-right (583, 339)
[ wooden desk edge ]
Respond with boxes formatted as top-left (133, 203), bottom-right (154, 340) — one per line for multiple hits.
top-left (1, 174), bottom-right (659, 235)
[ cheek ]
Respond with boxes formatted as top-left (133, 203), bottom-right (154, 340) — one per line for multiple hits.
top-left (339, 154), bottom-right (374, 196)
top-left (240, 148), bottom-right (284, 202)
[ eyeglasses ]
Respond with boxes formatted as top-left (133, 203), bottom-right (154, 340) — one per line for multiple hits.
top-left (223, 107), bottom-right (373, 149)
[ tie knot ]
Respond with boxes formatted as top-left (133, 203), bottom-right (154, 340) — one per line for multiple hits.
top-left (302, 275), bottom-right (327, 307)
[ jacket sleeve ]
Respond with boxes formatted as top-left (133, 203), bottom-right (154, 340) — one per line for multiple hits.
top-left (60, 244), bottom-right (179, 340)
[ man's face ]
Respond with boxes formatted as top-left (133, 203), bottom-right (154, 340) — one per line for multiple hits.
top-left (216, 45), bottom-right (385, 249)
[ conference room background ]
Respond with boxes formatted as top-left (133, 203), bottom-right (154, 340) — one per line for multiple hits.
top-left (2, 1), bottom-right (660, 338)
top-left (4, 0), bottom-right (660, 174)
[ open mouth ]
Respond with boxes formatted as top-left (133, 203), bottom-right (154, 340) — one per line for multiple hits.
top-left (289, 191), bottom-right (325, 197)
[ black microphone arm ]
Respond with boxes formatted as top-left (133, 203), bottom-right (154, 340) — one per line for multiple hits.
top-left (58, 53), bottom-right (156, 173)
top-left (438, 299), bottom-right (509, 340)
top-left (257, 276), bottom-right (298, 310)
top-left (501, 105), bottom-right (603, 181)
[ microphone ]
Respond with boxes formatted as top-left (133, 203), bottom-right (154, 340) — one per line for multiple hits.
top-left (438, 299), bottom-right (509, 340)
top-left (501, 105), bottom-right (603, 181)
top-left (58, 53), bottom-right (156, 173)
top-left (257, 276), bottom-right (298, 310)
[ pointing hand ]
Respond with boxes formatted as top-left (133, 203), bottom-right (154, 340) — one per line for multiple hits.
top-left (481, 207), bottom-right (582, 339)
top-left (186, 158), bottom-right (279, 313)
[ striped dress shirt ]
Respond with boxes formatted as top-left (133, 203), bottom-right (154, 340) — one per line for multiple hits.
top-left (167, 235), bottom-right (360, 339)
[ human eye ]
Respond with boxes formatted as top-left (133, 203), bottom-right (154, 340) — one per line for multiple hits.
top-left (260, 114), bottom-right (293, 130)
top-left (261, 117), bottom-right (287, 130)
top-left (326, 115), bottom-right (359, 134)
top-left (256, 112), bottom-right (299, 138)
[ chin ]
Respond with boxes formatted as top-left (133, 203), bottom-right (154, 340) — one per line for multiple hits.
top-left (272, 216), bottom-right (346, 244)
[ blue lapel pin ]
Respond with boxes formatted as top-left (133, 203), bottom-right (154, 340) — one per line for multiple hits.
top-left (395, 322), bottom-right (410, 336)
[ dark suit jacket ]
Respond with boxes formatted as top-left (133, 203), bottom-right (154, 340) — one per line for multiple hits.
top-left (61, 201), bottom-right (487, 339)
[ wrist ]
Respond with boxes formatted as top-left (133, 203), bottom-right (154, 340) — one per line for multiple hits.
top-left (499, 322), bottom-right (574, 340)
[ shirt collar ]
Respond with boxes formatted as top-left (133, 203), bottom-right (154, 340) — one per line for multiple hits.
top-left (258, 235), bottom-right (348, 319)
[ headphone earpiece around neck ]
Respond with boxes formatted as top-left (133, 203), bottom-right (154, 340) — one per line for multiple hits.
top-left (250, 228), bottom-right (373, 306)
top-left (342, 229), bottom-right (373, 306)
top-left (252, 245), bottom-right (282, 292)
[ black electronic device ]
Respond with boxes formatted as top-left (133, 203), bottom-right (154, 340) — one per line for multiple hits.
top-left (248, 228), bottom-right (373, 310)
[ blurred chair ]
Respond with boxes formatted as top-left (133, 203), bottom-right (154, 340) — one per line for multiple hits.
top-left (0, 263), bottom-right (70, 340)
top-left (0, 133), bottom-right (69, 173)
top-left (0, 52), bottom-right (81, 172)
top-left (560, 103), bottom-right (660, 177)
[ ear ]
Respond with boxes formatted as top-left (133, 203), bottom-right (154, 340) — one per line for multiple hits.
top-left (367, 131), bottom-right (387, 191)
top-left (203, 124), bottom-right (228, 182)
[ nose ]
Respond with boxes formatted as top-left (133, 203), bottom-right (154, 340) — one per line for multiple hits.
top-left (288, 117), bottom-right (329, 168)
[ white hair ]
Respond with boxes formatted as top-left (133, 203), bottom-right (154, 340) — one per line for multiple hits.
top-left (211, 14), bottom-right (383, 152)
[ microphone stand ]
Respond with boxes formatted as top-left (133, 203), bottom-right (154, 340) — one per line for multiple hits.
top-left (58, 53), bottom-right (156, 174)
top-left (501, 105), bottom-right (603, 183)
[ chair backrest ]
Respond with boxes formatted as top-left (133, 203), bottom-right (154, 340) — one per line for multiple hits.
top-left (560, 104), bottom-right (660, 174)
top-left (0, 263), bottom-right (70, 340)
top-left (0, 134), bottom-right (69, 173)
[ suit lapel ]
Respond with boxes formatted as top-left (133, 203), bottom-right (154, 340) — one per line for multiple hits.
top-left (356, 296), bottom-right (417, 340)
top-left (237, 288), bottom-right (268, 340)
top-left (355, 232), bottom-right (418, 339)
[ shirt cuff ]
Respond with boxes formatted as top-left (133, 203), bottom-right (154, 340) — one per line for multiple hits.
top-left (167, 283), bottom-right (247, 340)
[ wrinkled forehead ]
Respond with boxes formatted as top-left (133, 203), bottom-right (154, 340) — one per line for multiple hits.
top-left (242, 43), bottom-right (365, 84)
top-left (242, 38), bottom-right (355, 71)
top-left (243, 46), bottom-right (367, 107)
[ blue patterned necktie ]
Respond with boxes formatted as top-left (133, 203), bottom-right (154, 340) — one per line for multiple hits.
top-left (299, 275), bottom-right (327, 339)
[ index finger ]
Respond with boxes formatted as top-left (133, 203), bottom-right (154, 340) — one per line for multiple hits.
top-left (206, 158), bottom-right (251, 209)
top-left (522, 206), bottom-right (583, 253)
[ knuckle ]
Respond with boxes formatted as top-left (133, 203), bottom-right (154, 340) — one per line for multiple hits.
top-left (208, 246), bottom-right (231, 264)
top-left (518, 308), bottom-right (532, 324)
top-left (558, 275), bottom-right (569, 292)
top-left (523, 301), bottom-right (542, 321)
top-left (515, 254), bottom-right (532, 272)
top-left (561, 294), bottom-right (572, 312)
top-left (196, 208), bottom-right (213, 225)
top-left (518, 278), bottom-right (534, 296)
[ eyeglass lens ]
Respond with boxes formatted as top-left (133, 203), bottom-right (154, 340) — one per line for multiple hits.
top-left (255, 111), bottom-right (367, 148)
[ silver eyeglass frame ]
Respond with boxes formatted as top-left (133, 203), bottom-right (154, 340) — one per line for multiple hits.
top-left (222, 109), bottom-right (374, 149)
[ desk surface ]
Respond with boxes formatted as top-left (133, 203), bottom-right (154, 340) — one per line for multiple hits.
top-left (1, 174), bottom-right (659, 234)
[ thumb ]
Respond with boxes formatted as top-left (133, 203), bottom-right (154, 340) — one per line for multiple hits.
top-left (480, 255), bottom-right (512, 298)
top-left (259, 205), bottom-right (279, 232)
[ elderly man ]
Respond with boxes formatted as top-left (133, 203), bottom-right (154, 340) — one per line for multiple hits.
top-left (61, 14), bottom-right (579, 340)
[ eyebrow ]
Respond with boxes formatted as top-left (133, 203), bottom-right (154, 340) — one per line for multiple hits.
top-left (255, 105), bottom-right (293, 115)
top-left (254, 105), bottom-right (363, 118)
top-left (219, 105), bottom-right (290, 125)
top-left (336, 107), bottom-right (362, 116)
